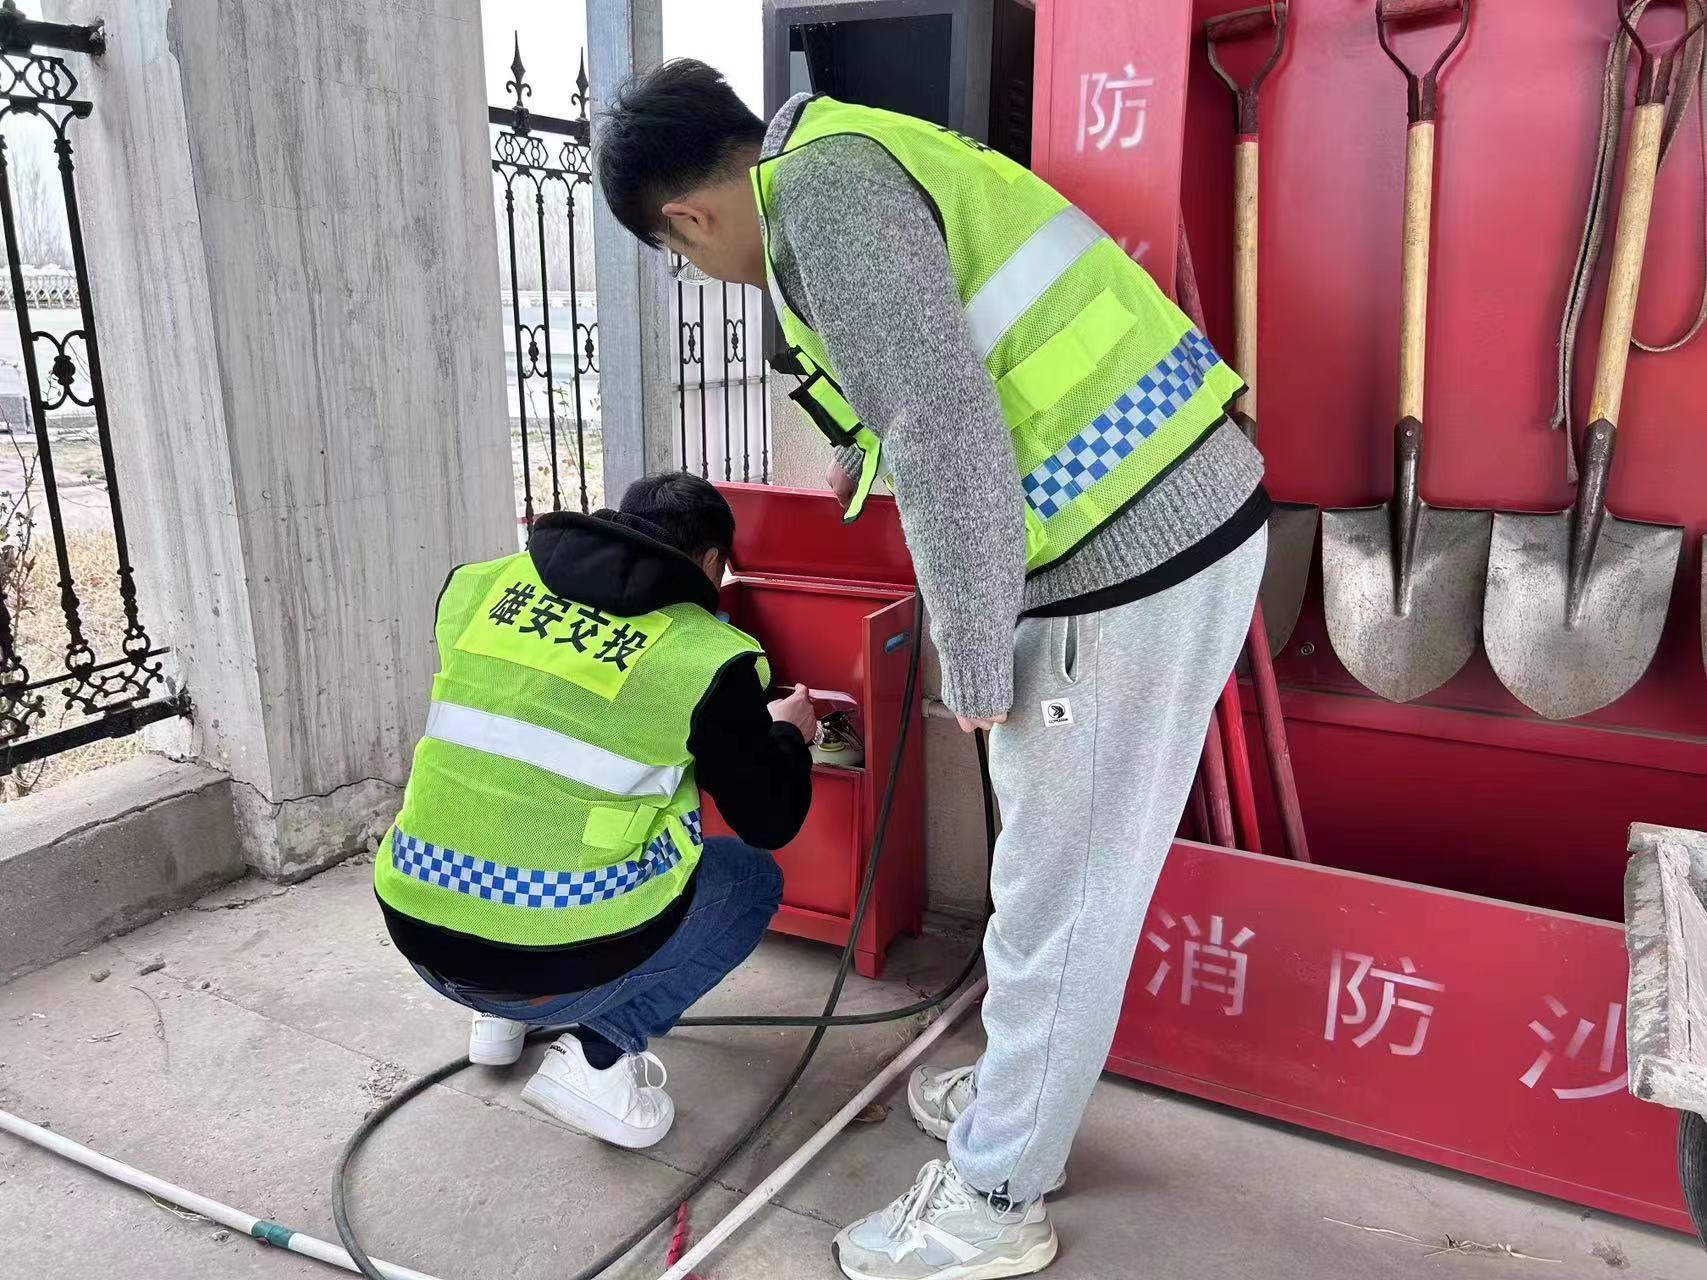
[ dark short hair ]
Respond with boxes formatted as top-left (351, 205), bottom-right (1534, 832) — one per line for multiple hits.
top-left (595, 58), bottom-right (766, 249)
top-left (619, 472), bottom-right (736, 561)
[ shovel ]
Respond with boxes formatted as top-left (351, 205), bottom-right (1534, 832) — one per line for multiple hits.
top-left (1205, 2), bottom-right (1317, 658)
top-left (1485, 1), bottom-right (1695, 719)
top-left (1321, 0), bottom-right (1491, 704)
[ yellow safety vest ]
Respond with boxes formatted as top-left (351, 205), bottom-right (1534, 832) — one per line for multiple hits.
top-left (374, 552), bottom-right (766, 948)
top-left (752, 97), bottom-right (1243, 575)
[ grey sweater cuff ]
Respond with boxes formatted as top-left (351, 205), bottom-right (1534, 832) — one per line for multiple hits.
top-left (936, 631), bottom-right (1014, 721)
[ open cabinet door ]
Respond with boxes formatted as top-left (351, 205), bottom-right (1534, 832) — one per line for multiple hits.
top-left (857, 592), bottom-right (928, 978)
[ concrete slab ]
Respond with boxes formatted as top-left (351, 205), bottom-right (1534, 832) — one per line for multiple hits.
top-left (0, 755), bottom-right (242, 982)
top-left (104, 856), bottom-right (975, 1192)
top-left (1, 859), bottom-right (1701, 1279)
top-left (0, 927), bottom-right (835, 1279)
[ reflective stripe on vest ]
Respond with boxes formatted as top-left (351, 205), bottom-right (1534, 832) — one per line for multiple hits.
top-left (389, 809), bottom-right (703, 909)
top-left (423, 700), bottom-right (684, 799)
top-left (753, 98), bottom-right (1243, 576)
top-left (963, 205), bottom-right (1104, 361)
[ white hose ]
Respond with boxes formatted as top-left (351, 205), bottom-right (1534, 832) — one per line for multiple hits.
top-left (658, 977), bottom-right (987, 1280)
top-left (0, 1107), bottom-right (445, 1280)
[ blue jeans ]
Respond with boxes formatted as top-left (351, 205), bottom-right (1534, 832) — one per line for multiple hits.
top-left (415, 837), bottom-right (783, 1055)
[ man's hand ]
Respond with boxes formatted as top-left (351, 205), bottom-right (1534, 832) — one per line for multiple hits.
top-left (825, 458), bottom-right (856, 512)
top-left (768, 682), bottom-right (820, 742)
top-left (955, 712), bottom-right (1008, 734)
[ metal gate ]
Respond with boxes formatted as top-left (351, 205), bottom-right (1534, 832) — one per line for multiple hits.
top-left (0, 10), bottom-right (184, 780)
top-left (673, 258), bottom-right (772, 484)
top-left (491, 38), bottom-right (601, 524)
top-left (490, 37), bottom-right (778, 521)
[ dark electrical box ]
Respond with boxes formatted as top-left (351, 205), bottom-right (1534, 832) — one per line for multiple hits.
top-left (762, 0), bottom-right (1035, 167)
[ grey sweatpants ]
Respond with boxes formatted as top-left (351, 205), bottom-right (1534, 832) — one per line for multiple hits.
top-left (947, 528), bottom-right (1266, 1201)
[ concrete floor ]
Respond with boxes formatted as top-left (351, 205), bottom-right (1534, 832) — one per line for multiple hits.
top-left (0, 856), bottom-right (1699, 1280)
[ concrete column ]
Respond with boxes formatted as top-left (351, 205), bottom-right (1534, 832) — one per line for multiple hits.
top-left (47, 0), bottom-right (515, 878)
top-left (587, 0), bottom-right (676, 497)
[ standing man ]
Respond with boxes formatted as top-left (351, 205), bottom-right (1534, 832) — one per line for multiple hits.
top-left (597, 62), bottom-right (1268, 1279)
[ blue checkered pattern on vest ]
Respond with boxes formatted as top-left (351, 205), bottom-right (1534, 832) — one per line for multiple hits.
top-left (390, 809), bottom-right (703, 909)
top-left (1021, 328), bottom-right (1222, 521)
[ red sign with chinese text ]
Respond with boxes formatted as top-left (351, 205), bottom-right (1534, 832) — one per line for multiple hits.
top-left (1030, 0), bottom-right (1192, 293)
top-left (1109, 842), bottom-right (1688, 1231)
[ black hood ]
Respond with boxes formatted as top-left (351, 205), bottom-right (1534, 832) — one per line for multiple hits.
top-left (528, 510), bottom-right (719, 616)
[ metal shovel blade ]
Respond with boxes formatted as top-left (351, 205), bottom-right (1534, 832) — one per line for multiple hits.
top-left (1322, 498), bottom-right (1491, 702)
top-left (1260, 501), bottom-right (1318, 656)
top-left (1485, 509), bottom-right (1680, 720)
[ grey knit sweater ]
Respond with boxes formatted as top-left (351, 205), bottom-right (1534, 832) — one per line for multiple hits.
top-left (763, 95), bottom-right (1264, 717)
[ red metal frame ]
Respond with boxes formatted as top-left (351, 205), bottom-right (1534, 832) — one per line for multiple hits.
top-left (702, 484), bottom-right (926, 979)
top-left (1033, 0), bottom-right (1706, 1226)
top-left (1110, 840), bottom-right (1690, 1233)
top-left (1031, 0), bottom-right (1191, 292)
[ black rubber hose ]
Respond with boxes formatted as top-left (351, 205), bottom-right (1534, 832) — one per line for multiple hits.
top-left (679, 729), bottom-right (996, 1030)
top-left (332, 592), bottom-right (998, 1279)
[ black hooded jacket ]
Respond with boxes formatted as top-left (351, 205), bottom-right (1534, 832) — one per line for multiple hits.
top-left (380, 511), bottom-right (812, 997)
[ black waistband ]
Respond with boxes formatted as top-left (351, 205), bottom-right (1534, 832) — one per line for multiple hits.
top-left (1022, 484), bottom-right (1272, 620)
top-left (379, 875), bottom-right (694, 998)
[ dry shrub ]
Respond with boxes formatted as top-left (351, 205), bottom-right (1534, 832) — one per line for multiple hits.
top-left (3, 517), bottom-right (142, 802)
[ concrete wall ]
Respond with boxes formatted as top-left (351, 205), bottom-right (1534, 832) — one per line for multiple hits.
top-left (589, 0), bottom-right (677, 499)
top-left (48, 0), bottom-right (516, 877)
top-left (0, 757), bottom-right (242, 983)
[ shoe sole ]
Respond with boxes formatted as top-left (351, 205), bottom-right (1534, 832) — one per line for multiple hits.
top-left (520, 1074), bottom-right (672, 1150)
top-left (468, 1039), bottom-right (525, 1067)
top-left (832, 1230), bottom-right (1059, 1280)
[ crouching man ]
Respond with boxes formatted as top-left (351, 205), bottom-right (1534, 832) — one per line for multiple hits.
top-left (374, 473), bottom-right (815, 1149)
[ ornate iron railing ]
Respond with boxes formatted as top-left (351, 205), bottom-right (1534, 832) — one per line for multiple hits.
top-left (0, 264), bottom-right (76, 308)
top-left (491, 37), bottom-right (600, 523)
top-left (491, 36), bottom-right (772, 512)
top-left (0, 6), bottom-right (186, 777)
top-left (673, 261), bottom-right (771, 483)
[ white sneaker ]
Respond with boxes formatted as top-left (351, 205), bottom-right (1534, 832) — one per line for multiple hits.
top-left (520, 1033), bottom-right (675, 1149)
top-left (833, 1159), bottom-right (1058, 1280)
top-left (908, 1065), bottom-right (977, 1140)
top-left (468, 1014), bottom-right (527, 1066)
top-left (908, 1066), bottom-right (1065, 1196)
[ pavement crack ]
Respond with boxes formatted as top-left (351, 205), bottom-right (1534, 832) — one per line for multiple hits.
top-left (188, 887), bottom-right (290, 912)
top-left (125, 968), bottom-right (821, 1222)
top-left (126, 985), bottom-right (170, 1073)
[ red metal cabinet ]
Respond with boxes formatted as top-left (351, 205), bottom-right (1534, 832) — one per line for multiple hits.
top-left (701, 484), bottom-right (926, 979)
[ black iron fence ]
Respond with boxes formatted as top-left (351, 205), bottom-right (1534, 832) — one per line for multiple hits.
top-left (492, 38), bottom-right (600, 525)
top-left (673, 264), bottom-right (771, 483)
top-left (0, 9), bottom-right (184, 778)
top-left (491, 38), bottom-right (774, 519)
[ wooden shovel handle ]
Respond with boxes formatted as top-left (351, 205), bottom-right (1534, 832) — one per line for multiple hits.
top-left (1233, 138), bottom-right (1259, 423)
top-left (1588, 101), bottom-right (1665, 426)
top-left (1205, 3), bottom-right (1286, 43)
top-left (1378, 0), bottom-right (1463, 21)
top-left (1397, 121), bottom-right (1436, 424)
